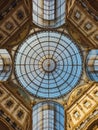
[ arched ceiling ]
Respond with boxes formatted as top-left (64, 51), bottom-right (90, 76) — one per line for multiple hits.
top-left (0, 0), bottom-right (10, 11)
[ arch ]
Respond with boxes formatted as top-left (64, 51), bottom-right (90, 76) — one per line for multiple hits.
top-left (0, 120), bottom-right (10, 130)
top-left (87, 118), bottom-right (98, 130)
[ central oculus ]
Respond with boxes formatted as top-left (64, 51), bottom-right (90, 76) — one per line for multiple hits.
top-left (15, 31), bottom-right (82, 98)
top-left (42, 58), bottom-right (56, 72)
top-left (39, 55), bottom-right (56, 73)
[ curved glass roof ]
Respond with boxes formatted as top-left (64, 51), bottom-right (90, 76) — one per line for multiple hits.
top-left (0, 49), bottom-right (12, 81)
top-left (33, 0), bottom-right (65, 28)
top-left (33, 101), bottom-right (64, 130)
top-left (86, 50), bottom-right (98, 81)
top-left (14, 31), bottom-right (82, 98)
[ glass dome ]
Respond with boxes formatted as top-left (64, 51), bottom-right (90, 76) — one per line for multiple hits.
top-left (14, 31), bottom-right (82, 98)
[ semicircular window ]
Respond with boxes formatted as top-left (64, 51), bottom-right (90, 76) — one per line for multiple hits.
top-left (86, 50), bottom-right (98, 81)
top-left (14, 31), bottom-right (82, 98)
